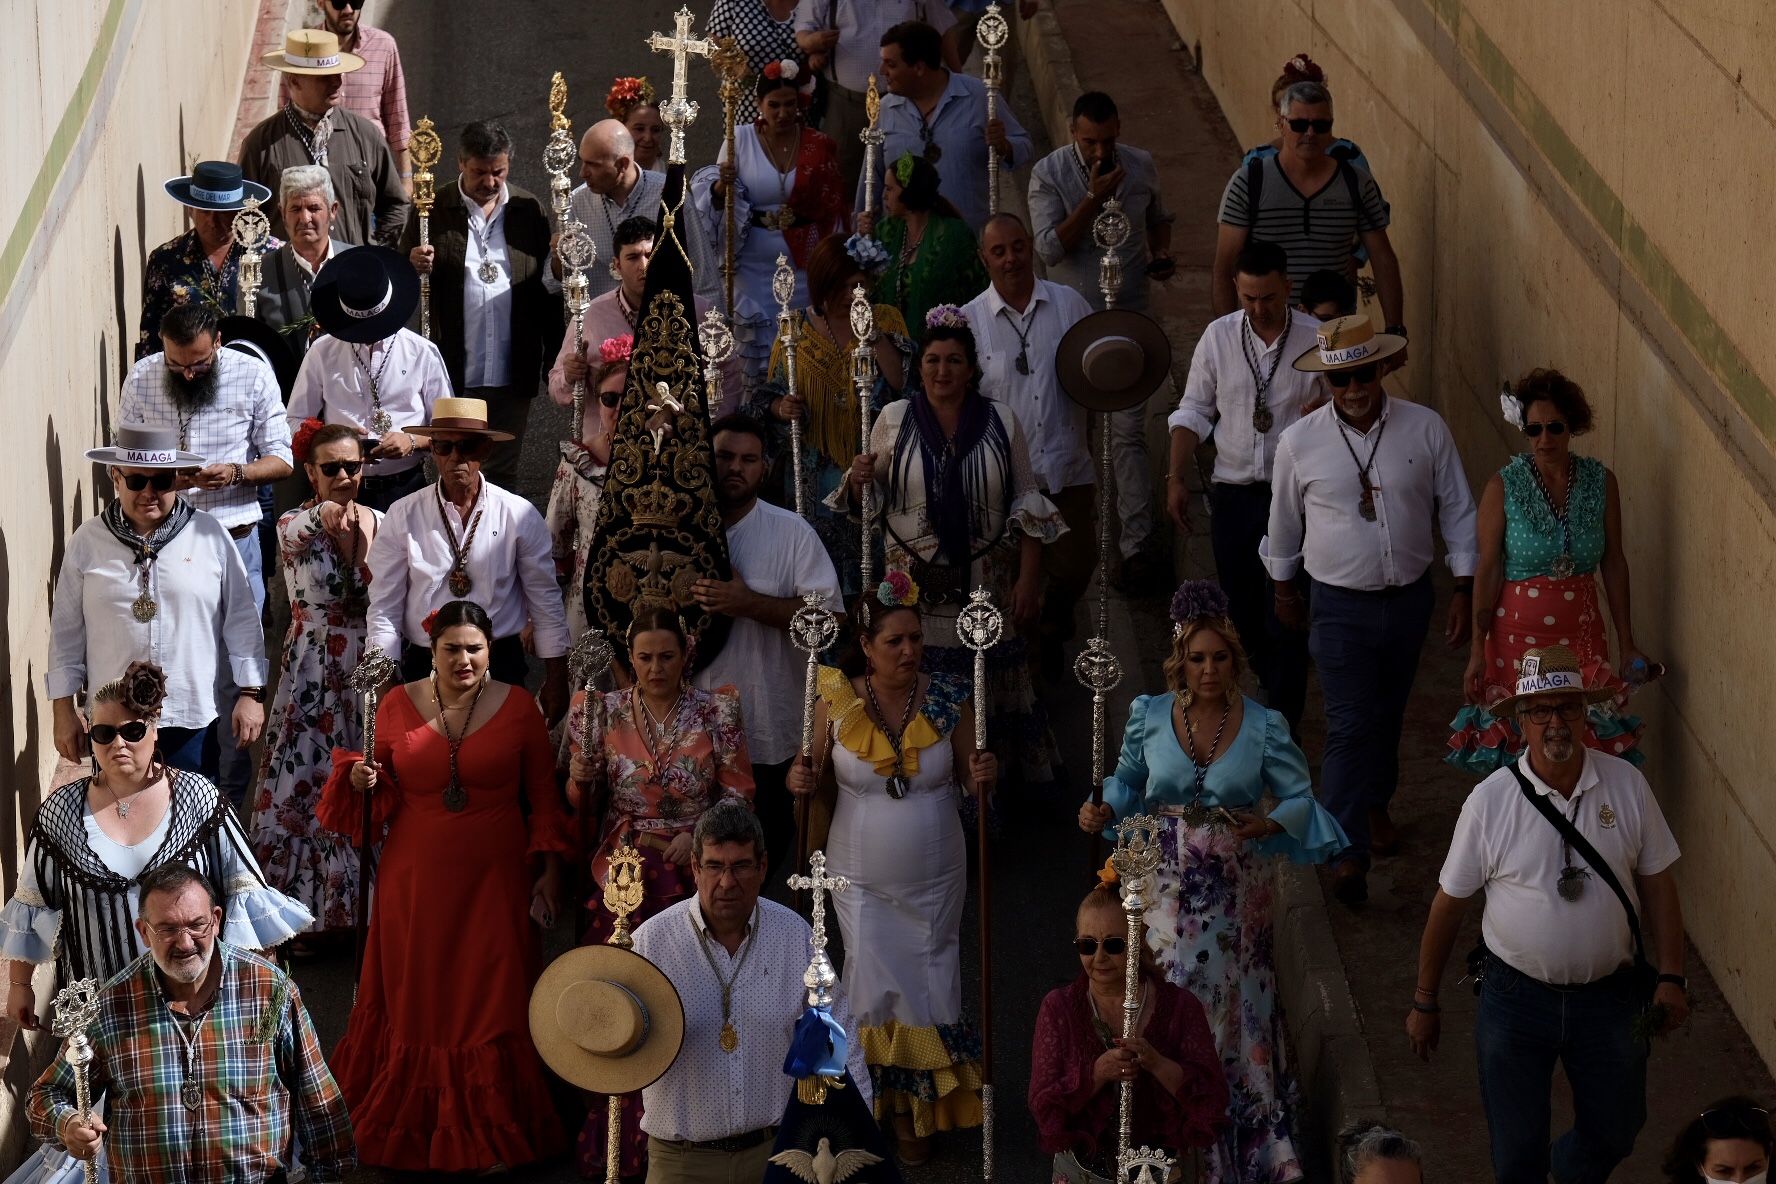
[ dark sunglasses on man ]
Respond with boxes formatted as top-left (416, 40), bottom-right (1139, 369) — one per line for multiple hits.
top-left (431, 437), bottom-right (493, 460)
top-left (1073, 937), bottom-right (1127, 957)
top-left (88, 721), bottom-right (149, 745)
top-left (121, 472), bottom-right (178, 492)
top-left (1285, 117), bottom-right (1334, 134)
top-left (316, 460), bottom-right (364, 478)
top-left (1327, 363), bottom-right (1380, 388)
top-left (1523, 421), bottom-right (1567, 438)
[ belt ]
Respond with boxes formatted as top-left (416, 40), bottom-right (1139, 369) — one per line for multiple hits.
top-left (748, 208), bottom-right (810, 231)
top-left (227, 523), bottom-right (256, 540)
top-left (1321, 571), bottom-right (1431, 599)
top-left (656, 1126), bottom-right (777, 1153)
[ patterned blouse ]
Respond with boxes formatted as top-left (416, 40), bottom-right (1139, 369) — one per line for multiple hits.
top-left (136, 229), bottom-right (248, 360)
top-left (1499, 452), bottom-right (1608, 580)
top-left (706, 0), bottom-right (808, 125)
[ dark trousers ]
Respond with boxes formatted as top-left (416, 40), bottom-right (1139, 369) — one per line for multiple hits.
top-left (473, 385), bottom-right (532, 492)
top-left (157, 725), bottom-right (214, 779)
top-left (357, 465), bottom-right (428, 514)
top-left (1040, 484), bottom-right (1099, 647)
top-left (400, 634), bottom-right (529, 688)
top-left (1208, 482), bottom-right (1308, 729)
top-left (1307, 573), bottom-right (1434, 863)
top-left (1475, 957), bottom-right (1650, 1184)
top-left (752, 759), bottom-right (795, 900)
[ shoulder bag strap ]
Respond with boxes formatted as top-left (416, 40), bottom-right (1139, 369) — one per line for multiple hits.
top-left (1508, 760), bottom-right (1647, 966)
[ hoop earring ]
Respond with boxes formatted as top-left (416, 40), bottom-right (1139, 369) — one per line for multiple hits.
top-left (1178, 689), bottom-right (1194, 710)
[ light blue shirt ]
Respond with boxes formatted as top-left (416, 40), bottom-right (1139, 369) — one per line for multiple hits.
top-left (860, 71), bottom-right (1032, 232)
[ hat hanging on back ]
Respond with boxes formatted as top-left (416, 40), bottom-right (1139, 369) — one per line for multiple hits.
top-left (311, 246), bottom-right (421, 344)
top-left (163, 161), bottom-right (273, 212)
top-left (261, 28), bottom-right (365, 76)
top-left (1489, 644), bottom-right (1617, 718)
top-left (1056, 308), bottom-right (1172, 413)
top-left (86, 423), bottom-right (207, 470)
top-left (528, 944), bottom-right (684, 1096)
top-left (219, 315), bottom-right (299, 397)
top-left (1292, 313), bottom-right (1406, 373)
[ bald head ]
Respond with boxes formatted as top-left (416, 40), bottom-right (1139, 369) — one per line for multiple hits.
top-left (581, 119), bottom-right (637, 196)
top-left (980, 212), bottom-right (1035, 298)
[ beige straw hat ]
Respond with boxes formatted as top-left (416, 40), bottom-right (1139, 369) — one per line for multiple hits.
top-left (528, 945), bottom-right (684, 1094)
top-left (261, 29), bottom-right (365, 76)
top-left (1291, 313), bottom-right (1407, 373)
top-left (1491, 644), bottom-right (1617, 717)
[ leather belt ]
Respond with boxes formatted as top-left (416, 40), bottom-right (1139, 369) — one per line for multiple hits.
top-left (227, 524), bottom-right (255, 540)
top-left (656, 1126), bottom-right (777, 1153)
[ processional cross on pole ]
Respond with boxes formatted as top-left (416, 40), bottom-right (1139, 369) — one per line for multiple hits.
top-left (646, 6), bottom-right (715, 165)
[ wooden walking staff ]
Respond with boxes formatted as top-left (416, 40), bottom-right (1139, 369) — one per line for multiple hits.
top-left (49, 979), bottom-right (101, 1184)
top-left (232, 198), bottom-right (270, 318)
top-left (710, 36), bottom-right (748, 315)
top-left (849, 285), bottom-right (879, 606)
top-left (859, 76), bottom-right (885, 221)
top-left (347, 648), bottom-right (399, 984)
top-left (600, 842), bottom-right (646, 1184)
top-left (788, 592), bottom-right (839, 906)
top-left (957, 588), bottom-right (1004, 1181)
top-left (977, 3), bottom-right (1010, 217)
top-left (410, 116), bottom-right (442, 339)
top-left (646, 6), bottom-right (715, 166)
top-left (1108, 816), bottom-right (1163, 1166)
top-left (773, 254), bottom-right (808, 516)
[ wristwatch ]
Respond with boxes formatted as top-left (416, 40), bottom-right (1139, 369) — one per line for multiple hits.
top-left (238, 687), bottom-right (266, 703)
top-left (1657, 973), bottom-right (1688, 992)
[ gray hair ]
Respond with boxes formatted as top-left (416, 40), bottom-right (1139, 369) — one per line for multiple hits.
top-left (279, 164), bottom-right (335, 208)
top-left (460, 120), bottom-right (515, 162)
top-left (1279, 80), bottom-right (1333, 116)
top-left (1338, 1121), bottom-right (1423, 1184)
top-left (692, 801), bottom-right (766, 862)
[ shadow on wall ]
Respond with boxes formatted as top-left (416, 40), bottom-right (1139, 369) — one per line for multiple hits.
top-left (0, 523), bottom-right (42, 899)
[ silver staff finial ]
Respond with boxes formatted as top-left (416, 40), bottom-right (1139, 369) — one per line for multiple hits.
top-left (786, 850), bottom-right (850, 1008)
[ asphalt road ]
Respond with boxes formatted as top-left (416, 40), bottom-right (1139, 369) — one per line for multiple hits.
top-left (293, 5), bottom-right (1142, 1181)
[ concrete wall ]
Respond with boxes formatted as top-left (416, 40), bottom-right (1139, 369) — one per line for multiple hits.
top-left (0, 0), bottom-right (262, 1158)
top-left (1162, 0), bottom-right (1776, 1066)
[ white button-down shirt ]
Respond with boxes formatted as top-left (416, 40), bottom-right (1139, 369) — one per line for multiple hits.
top-left (1440, 751), bottom-right (1680, 985)
top-left (634, 896), bottom-right (870, 1142)
top-left (462, 179), bottom-right (514, 389)
top-left (694, 500), bottom-right (843, 765)
top-left (1262, 396), bottom-right (1479, 589)
top-left (286, 328), bottom-right (451, 475)
top-left (1170, 308), bottom-right (1325, 485)
top-left (118, 350), bottom-right (293, 530)
top-left (865, 71), bottom-right (1033, 232)
top-left (47, 510), bottom-right (268, 729)
top-left (793, 0), bottom-right (956, 94)
top-left (365, 477), bottom-right (569, 658)
top-left (962, 279), bottom-right (1095, 493)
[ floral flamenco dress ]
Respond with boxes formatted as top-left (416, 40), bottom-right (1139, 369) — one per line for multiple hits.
top-left (1102, 693), bottom-right (1347, 1184)
top-left (818, 666), bottom-right (984, 1138)
top-left (1446, 453), bottom-right (1644, 773)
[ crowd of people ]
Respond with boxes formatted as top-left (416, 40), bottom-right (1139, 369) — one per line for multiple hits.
top-left (3, 1), bottom-right (1755, 1182)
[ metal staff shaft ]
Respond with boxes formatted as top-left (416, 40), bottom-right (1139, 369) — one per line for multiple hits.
top-left (347, 649), bottom-right (399, 985)
top-left (773, 254), bottom-right (807, 516)
top-left (789, 594), bottom-right (839, 911)
top-left (598, 843), bottom-right (645, 1184)
top-left (957, 588), bottom-right (1004, 1181)
top-left (711, 38), bottom-right (746, 317)
top-left (860, 76), bottom-right (884, 220)
top-left (850, 286), bottom-right (877, 602)
top-left (1108, 817), bottom-right (1162, 1166)
top-left (50, 979), bottom-right (100, 1184)
top-left (977, 4), bottom-right (1009, 218)
top-left (411, 116), bottom-right (442, 339)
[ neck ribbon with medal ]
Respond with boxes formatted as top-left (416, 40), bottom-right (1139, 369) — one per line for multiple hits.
top-left (470, 195), bottom-right (501, 285)
top-left (351, 342), bottom-right (395, 435)
top-left (437, 482), bottom-right (484, 597)
top-left (864, 675), bottom-right (919, 798)
top-left (1175, 694), bottom-right (1233, 829)
top-left (694, 905), bottom-right (759, 1053)
top-left (1530, 455), bottom-right (1577, 578)
top-left (1242, 313), bottom-right (1290, 434)
top-left (1555, 791), bottom-right (1591, 901)
top-left (1335, 409), bottom-right (1388, 521)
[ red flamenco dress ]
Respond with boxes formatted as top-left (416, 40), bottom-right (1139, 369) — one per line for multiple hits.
top-left (319, 686), bottom-right (574, 1172)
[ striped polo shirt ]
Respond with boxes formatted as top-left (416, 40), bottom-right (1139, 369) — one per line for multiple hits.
top-left (1217, 154), bottom-right (1390, 302)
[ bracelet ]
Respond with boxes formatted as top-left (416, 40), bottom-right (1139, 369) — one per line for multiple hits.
top-left (230, 462), bottom-right (246, 487)
top-left (1657, 973), bottom-right (1687, 992)
top-left (1411, 1000), bottom-right (1441, 1014)
top-left (1414, 986), bottom-right (1439, 998)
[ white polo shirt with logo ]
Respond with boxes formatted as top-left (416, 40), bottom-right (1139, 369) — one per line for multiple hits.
top-left (1438, 749), bottom-right (1680, 986)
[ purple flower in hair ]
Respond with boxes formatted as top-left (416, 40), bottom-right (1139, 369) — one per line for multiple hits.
top-left (1169, 579), bottom-right (1229, 627)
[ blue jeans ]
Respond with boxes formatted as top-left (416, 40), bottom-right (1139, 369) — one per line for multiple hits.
top-left (1307, 574), bottom-right (1434, 863)
top-left (212, 530), bottom-right (267, 806)
top-left (1475, 957), bottom-right (1650, 1183)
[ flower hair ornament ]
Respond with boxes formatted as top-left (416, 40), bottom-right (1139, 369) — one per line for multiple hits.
top-left (1095, 856), bottom-right (1120, 891)
top-left (877, 570), bottom-right (920, 608)
top-left (892, 151), bottom-right (918, 187)
top-left (1282, 53), bottom-right (1326, 84)
top-left (1169, 579), bottom-right (1231, 639)
top-left (845, 233), bottom-right (890, 276)
top-left (422, 609), bottom-right (441, 637)
top-left (605, 76), bottom-right (656, 119)
top-left (761, 58), bottom-right (817, 100)
top-left (924, 303), bottom-right (969, 332)
top-left (599, 335), bottom-right (634, 366)
top-left (1499, 381), bottom-right (1526, 430)
top-left (107, 661), bottom-right (169, 719)
top-left (291, 417), bottom-right (326, 465)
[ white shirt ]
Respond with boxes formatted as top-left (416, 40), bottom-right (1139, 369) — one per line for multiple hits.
top-left (365, 477), bottom-right (569, 658)
top-left (547, 173), bottom-right (723, 309)
top-left (461, 179), bottom-right (514, 389)
top-left (694, 501), bottom-right (843, 765)
top-left (634, 897), bottom-right (870, 1142)
top-left (47, 510), bottom-right (268, 729)
top-left (118, 350), bottom-right (294, 529)
top-left (286, 329), bottom-right (451, 475)
top-left (1169, 308), bottom-right (1325, 485)
top-left (1261, 397), bottom-right (1479, 589)
top-left (794, 0), bottom-right (956, 93)
top-left (291, 238), bottom-right (338, 281)
top-left (962, 280), bottom-right (1095, 493)
top-left (1439, 751), bottom-right (1680, 985)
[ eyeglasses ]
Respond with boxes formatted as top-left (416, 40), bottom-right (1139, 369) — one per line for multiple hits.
top-left (697, 859), bottom-right (761, 881)
top-left (431, 437), bottom-right (492, 460)
top-left (1285, 117), bottom-right (1334, 134)
top-left (163, 350), bottom-right (217, 379)
top-left (121, 472), bottom-right (177, 492)
top-left (148, 916), bottom-right (215, 942)
top-left (316, 460), bottom-right (363, 477)
top-left (1523, 421), bottom-right (1567, 438)
top-left (89, 721), bottom-right (149, 745)
top-left (1074, 937), bottom-right (1127, 957)
top-left (599, 391), bottom-right (623, 408)
top-left (1523, 702), bottom-right (1586, 724)
top-left (1327, 363), bottom-right (1380, 388)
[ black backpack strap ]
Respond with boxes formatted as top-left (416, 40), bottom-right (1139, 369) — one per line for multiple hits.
top-left (1338, 158), bottom-right (1363, 215)
top-left (1508, 761), bottom-right (1647, 967)
top-left (1244, 155), bottom-right (1265, 230)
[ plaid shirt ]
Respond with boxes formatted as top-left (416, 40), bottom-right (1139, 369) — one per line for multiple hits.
top-left (277, 24), bottom-right (410, 153)
top-left (27, 943), bottom-right (355, 1183)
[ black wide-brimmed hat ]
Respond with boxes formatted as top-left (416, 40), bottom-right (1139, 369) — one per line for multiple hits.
top-left (1057, 308), bottom-right (1173, 412)
top-left (311, 246), bottom-right (420, 344)
top-left (163, 161), bottom-right (273, 212)
top-left (219, 315), bottom-right (299, 396)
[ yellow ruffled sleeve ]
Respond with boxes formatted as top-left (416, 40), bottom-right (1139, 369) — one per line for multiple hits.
top-left (816, 665), bottom-right (943, 778)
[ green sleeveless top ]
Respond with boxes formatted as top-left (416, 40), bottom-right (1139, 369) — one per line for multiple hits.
top-left (1500, 453), bottom-right (1607, 580)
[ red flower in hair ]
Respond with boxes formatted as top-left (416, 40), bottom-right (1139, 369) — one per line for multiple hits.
top-left (292, 417), bottom-right (326, 465)
top-left (763, 61), bottom-right (783, 80)
top-left (599, 335), bottom-right (634, 366)
top-left (422, 609), bottom-right (440, 637)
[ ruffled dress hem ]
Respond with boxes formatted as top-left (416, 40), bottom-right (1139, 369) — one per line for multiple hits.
top-left (859, 1019), bottom-right (984, 1138)
top-left (222, 887), bottom-right (314, 950)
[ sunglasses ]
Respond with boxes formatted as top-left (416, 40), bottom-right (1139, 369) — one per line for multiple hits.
top-left (332, 0), bottom-right (366, 8)
top-left (1074, 937), bottom-right (1127, 957)
top-left (316, 460), bottom-right (364, 477)
top-left (121, 472), bottom-right (178, 492)
top-left (599, 390), bottom-right (623, 409)
top-left (1701, 1105), bottom-right (1773, 1139)
top-left (431, 437), bottom-right (493, 459)
top-left (1523, 421), bottom-right (1567, 438)
top-left (1286, 117), bottom-right (1334, 134)
top-left (1327, 363), bottom-right (1380, 388)
top-left (89, 720), bottom-right (149, 745)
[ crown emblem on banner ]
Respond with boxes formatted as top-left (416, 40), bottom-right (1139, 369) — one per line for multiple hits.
top-left (622, 480), bottom-right (694, 529)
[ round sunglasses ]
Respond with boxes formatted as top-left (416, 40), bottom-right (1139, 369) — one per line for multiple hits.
top-left (89, 720), bottom-right (149, 745)
top-left (1074, 937), bottom-right (1128, 957)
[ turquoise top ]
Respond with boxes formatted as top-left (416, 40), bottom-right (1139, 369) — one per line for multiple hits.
top-left (1102, 694), bottom-right (1348, 864)
top-left (1500, 453), bottom-right (1607, 581)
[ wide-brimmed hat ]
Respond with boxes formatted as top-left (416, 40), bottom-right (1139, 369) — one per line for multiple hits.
top-left (85, 423), bottom-right (206, 470)
top-left (311, 247), bottom-right (420, 344)
top-left (1491, 644), bottom-right (1617, 717)
top-left (162, 161), bottom-right (273, 212)
top-left (219, 315), bottom-right (299, 396)
top-left (1292, 313), bottom-right (1407, 373)
top-left (528, 945), bottom-right (683, 1094)
top-left (1057, 309), bottom-right (1173, 412)
top-left (406, 397), bottom-right (516, 441)
top-left (261, 29), bottom-right (365, 76)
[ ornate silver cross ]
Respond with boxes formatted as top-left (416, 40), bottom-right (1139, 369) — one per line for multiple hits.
top-left (787, 850), bottom-right (850, 1008)
top-left (645, 6), bottom-right (714, 164)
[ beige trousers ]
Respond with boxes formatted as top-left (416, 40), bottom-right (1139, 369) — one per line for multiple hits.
top-left (644, 1135), bottom-right (774, 1184)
